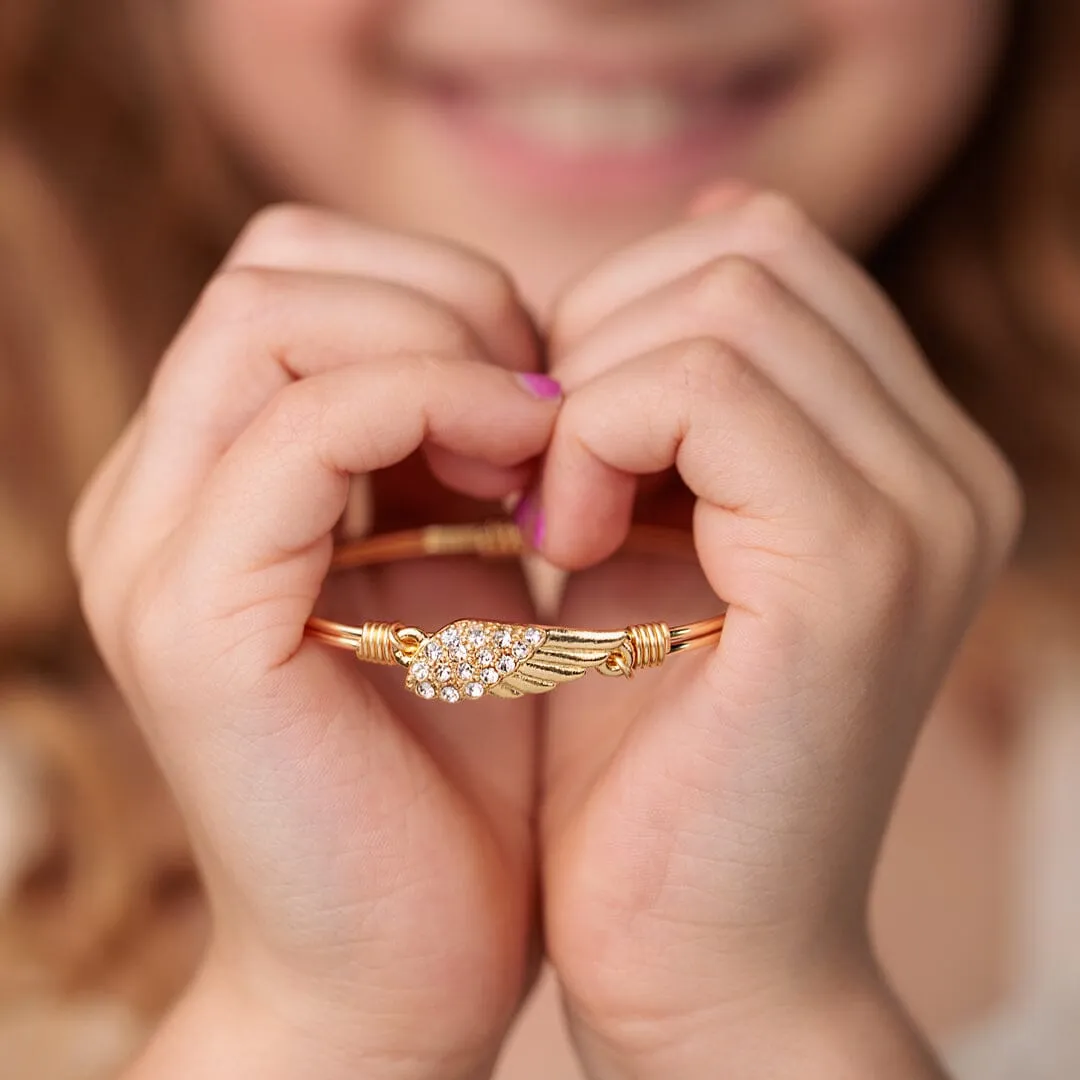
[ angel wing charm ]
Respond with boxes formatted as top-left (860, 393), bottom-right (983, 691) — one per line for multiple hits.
top-left (402, 619), bottom-right (629, 703)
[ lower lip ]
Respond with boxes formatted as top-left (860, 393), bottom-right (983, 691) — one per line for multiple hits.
top-left (418, 90), bottom-right (778, 203)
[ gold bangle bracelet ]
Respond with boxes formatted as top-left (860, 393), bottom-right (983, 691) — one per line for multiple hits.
top-left (305, 520), bottom-right (726, 705)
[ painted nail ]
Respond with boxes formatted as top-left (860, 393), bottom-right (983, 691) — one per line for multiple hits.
top-left (516, 372), bottom-right (563, 400)
top-left (529, 506), bottom-right (546, 549)
top-left (513, 489), bottom-right (545, 549)
top-left (513, 489), bottom-right (535, 530)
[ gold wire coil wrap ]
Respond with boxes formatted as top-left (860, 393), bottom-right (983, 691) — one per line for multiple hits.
top-left (353, 622), bottom-right (407, 666)
top-left (600, 622), bottom-right (671, 679)
top-left (423, 520), bottom-right (524, 559)
top-left (305, 521), bottom-right (727, 703)
top-left (625, 622), bottom-right (671, 669)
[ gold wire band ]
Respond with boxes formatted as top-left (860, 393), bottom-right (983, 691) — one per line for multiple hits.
top-left (305, 520), bottom-right (726, 703)
top-left (626, 621), bottom-right (672, 668)
top-left (351, 622), bottom-right (407, 665)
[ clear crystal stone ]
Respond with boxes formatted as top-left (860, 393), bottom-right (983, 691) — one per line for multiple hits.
top-left (417, 682), bottom-right (436, 700)
top-left (411, 662), bottom-right (430, 682)
top-left (467, 627), bottom-right (488, 647)
top-left (482, 668), bottom-right (499, 685)
top-left (465, 682), bottom-right (484, 699)
top-left (478, 649), bottom-right (494, 666)
top-left (440, 686), bottom-right (461, 703)
top-left (450, 645), bottom-right (468, 661)
top-left (524, 628), bottom-right (543, 645)
top-left (437, 666), bottom-right (453, 683)
top-left (496, 656), bottom-right (515, 675)
top-left (512, 642), bottom-right (529, 659)
top-left (495, 629), bottom-right (513, 648)
top-left (458, 664), bottom-right (473, 681)
top-left (425, 640), bottom-right (444, 661)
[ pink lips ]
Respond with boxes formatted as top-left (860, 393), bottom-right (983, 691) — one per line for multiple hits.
top-left (399, 53), bottom-right (801, 202)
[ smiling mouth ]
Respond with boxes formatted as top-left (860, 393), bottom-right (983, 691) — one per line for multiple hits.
top-left (424, 61), bottom-right (799, 156)
top-left (377, 37), bottom-right (808, 194)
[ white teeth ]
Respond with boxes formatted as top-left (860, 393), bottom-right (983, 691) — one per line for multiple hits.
top-left (481, 88), bottom-right (694, 152)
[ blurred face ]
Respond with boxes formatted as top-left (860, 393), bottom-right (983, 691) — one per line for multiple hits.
top-left (180, 0), bottom-right (1007, 311)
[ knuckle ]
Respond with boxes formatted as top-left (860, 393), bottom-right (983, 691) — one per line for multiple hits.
top-left (687, 255), bottom-right (778, 324)
top-left (455, 256), bottom-right (521, 331)
top-left (198, 264), bottom-right (288, 328)
top-left (555, 388), bottom-right (593, 441)
top-left (73, 545), bottom-right (137, 678)
top-left (401, 349), bottom-right (451, 394)
top-left (230, 202), bottom-right (327, 264)
top-left (431, 305), bottom-right (481, 360)
top-left (388, 299), bottom-right (479, 363)
top-left (260, 377), bottom-right (330, 448)
top-left (801, 498), bottom-right (924, 663)
top-left (418, 349), bottom-right (459, 382)
top-left (673, 337), bottom-right (755, 402)
top-left (939, 431), bottom-right (1025, 575)
top-left (931, 478), bottom-right (986, 579)
top-left (76, 564), bottom-right (115, 652)
top-left (981, 448), bottom-right (1026, 561)
top-left (67, 492), bottom-right (95, 581)
top-left (855, 497), bottom-right (922, 598)
top-left (734, 189), bottom-right (813, 252)
top-left (121, 571), bottom-right (178, 686)
top-left (547, 284), bottom-right (590, 352)
top-left (146, 268), bottom-right (288, 416)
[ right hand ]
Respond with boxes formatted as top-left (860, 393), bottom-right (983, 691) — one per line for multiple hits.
top-left (69, 207), bottom-right (560, 1080)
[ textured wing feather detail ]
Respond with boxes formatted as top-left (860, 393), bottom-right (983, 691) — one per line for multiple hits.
top-left (488, 627), bottom-right (628, 699)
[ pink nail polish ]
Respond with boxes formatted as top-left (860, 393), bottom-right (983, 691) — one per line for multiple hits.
top-left (517, 372), bottom-right (563, 400)
top-left (529, 507), bottom-right (546, 549)
top-left (513, 490), bottom-right (535, 529)
top-left (513, 490), bottom-right (545, 549)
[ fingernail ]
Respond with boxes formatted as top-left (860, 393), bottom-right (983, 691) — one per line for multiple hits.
top-left (517, 372), bottom-right (563, 400)
top-left (530, 507), bottom-right (546, 549)
top-left (513, 489), bottom-right (546, 549)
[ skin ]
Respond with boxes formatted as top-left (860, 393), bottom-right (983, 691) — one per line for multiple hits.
top-left (71, 1), bottom-right (1020, 1077)
top-left (179, 0), bottom-right (1007, 310)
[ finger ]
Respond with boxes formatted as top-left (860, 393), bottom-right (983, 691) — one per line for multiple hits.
top-left (551, 189), bottom-right (1005, 511)
top-left (172, 357), bottom-right (559, 666)
top-left (82, 210), bottom-right (542, 572)
top-left (686, 178), bottom-right (758, 218)
top-left (68, 409), bottom-right (145, 579)
top-left (554, 189), bottom-right (911, 373)
top-left (226, 204), bottom-right (540, 370)
top-left (101, 270), bottom-right (519, 562)
top-left (225, 209), bottom-right (546, 530)
top-left (551, 256), bottom-right (933, 510)
top-left (541, 338), bottom-right (889, 589)
top-left (542, 339), bottom-right (1010, 678)
top-left (424, 447), bottom-right (536, 502)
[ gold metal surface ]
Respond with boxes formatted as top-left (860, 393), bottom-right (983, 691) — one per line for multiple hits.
top-left (305, 521), bottom-right (726, 703)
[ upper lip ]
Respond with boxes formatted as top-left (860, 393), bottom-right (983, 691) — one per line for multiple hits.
top-left (392, 52), bottom-right (805, 101)
top-left (383, 29), bottom-right (809, 96)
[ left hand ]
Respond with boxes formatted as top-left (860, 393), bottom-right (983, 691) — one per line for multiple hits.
top-left (531, 187), bottom-right (1023, 1076)
top-left (70, 206), bottom-right (556, 1080)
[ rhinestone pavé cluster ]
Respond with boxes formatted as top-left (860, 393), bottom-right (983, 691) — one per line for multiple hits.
top-left (404, 620), bottom-right (547, 703)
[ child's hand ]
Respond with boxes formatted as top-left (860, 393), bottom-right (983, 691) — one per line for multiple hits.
top-left (534, 189), bottom-right (1023, 1077)
top-left (69, 207), bottom-right (559, 1080)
